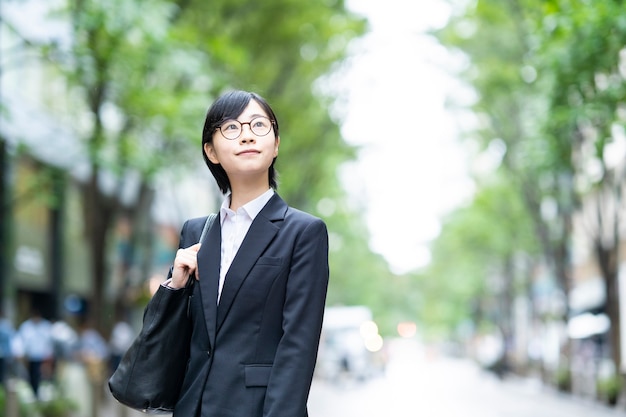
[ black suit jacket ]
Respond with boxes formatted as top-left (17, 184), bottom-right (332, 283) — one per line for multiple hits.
top-left (161, 193), bottom-right (329, 417)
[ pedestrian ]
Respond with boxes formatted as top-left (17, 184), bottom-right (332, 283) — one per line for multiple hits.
top-left (160, 90), bottom-right (330, 417)
top-left (0, 310), bottom-right (15, 386)
top-left (76, 316), bottom-right (109, 367)
top-left (108, 313), bottom-right (135, 375)
top-left (51, 317), bottom-right (79, 364)
top-left (16, 308), bottom-right (54, 398)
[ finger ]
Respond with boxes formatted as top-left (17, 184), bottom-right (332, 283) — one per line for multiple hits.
top-left (174, 250), bottom-right (198, 269)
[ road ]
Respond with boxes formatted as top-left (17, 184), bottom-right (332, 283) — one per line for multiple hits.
top-left (307, 339), bottom-right (624, 417)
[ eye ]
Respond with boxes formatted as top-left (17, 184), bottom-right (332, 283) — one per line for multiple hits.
top-left (253, 118), bottom-right (269, 128)
top-left (222, 120), bottom-right (240, 131)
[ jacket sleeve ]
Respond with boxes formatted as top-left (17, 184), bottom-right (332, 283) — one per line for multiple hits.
top-left (263, 218), bottom-right (330, 417)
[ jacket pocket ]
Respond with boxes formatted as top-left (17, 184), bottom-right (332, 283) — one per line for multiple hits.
top-left (244, 364), bottom-right (272, 387)
top-left (256, 256), bottom-right (282, 266)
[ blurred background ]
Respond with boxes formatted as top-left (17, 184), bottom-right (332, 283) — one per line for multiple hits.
top-left (1, 0), bottom-right (626, 416)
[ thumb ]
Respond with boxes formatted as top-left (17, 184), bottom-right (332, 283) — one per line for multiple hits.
top-left (189, 243), bottom-right (202, 252)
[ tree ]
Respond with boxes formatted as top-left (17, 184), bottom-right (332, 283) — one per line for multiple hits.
top-left (538, 0), bottom-right (626, 374)
top-left (36, 0), bottom-right (367, 331)
top-left (437, 0), bottom-right (626, 385)
top-left (45, 0), bottom-right (211, 329)
top-left (435, 0), bottom-right (586, 379)
top-left (423, 176), bottom-right (538, 343)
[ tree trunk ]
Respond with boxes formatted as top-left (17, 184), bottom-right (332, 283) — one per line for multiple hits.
top-left (82, 169), bottom-right (116, 333)
top-left (596, 242), bottom-right (621, 372)
top-left (591, 180), bottom-right (622, 375)
top-left (115, 181), bottom-right (155, 319)
top-left (48, 169), bottom-right (66, 320)
top-left (520, 177), bottom-right (575, 389)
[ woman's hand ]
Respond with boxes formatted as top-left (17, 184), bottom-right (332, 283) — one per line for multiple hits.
top-left (169, 243), bottom-right (202, 289)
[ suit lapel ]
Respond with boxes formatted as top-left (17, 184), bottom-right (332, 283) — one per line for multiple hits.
top-left (216, 194), bottom-right (287, 330)
top-left (197, 218), bottom-right (221, 348)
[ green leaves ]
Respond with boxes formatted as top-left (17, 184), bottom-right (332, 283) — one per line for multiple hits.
top-left (428, 0), bottom-right (626, 340)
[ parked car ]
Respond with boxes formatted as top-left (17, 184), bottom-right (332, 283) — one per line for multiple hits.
top-left (316, 306), bottom-right (386, 383)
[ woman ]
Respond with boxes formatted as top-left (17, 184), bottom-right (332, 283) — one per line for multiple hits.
top-left (165, 90), bottom-right (329, 417)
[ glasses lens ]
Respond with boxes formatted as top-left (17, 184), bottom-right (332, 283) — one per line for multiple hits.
top-left (250, 117), bottom-right (272, 136)
top-left (220, 120), bottom-right (242, 139)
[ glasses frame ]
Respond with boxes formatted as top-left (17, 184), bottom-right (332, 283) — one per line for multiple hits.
top-left (217, 116), bottom-right (275, 140)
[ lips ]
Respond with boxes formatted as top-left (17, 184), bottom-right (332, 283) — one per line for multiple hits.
top-left (237, 149), bottom-right (260, 155)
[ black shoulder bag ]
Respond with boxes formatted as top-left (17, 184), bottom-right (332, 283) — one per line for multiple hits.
top-left (108, 213), bottom-right (216, 413)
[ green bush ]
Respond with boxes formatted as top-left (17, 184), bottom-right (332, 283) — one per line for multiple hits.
top-left (37, 396), bottom-right (78, 417)
top-left (0, 380), bottom-right (77, 417)
top-left (0, 383), bottom-right (39, 417)
top-left (597, 375), bottom-right (622, 406)
top-left (555, 366), bottom-right (571, 392)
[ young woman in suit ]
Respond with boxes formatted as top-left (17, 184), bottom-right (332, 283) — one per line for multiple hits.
top-left (165, 90), bottom-right (330, 417)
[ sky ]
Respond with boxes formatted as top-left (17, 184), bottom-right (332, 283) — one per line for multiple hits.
top-left (336, 0), bottom-right (475, 274)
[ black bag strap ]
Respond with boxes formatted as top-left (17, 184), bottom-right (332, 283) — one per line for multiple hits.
top-left (199, 213), bottom-right (218, 244)
top-left (185, 213), bottom-right (217, 291)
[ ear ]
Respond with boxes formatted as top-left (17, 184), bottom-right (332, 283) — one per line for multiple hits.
top-left (273, 136), bottom-right (280, 158)
top-left (204, 143), bottom-right (219, 164)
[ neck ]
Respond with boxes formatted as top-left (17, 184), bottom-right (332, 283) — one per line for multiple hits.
top-left (229, 184), bottom-right (271, 211)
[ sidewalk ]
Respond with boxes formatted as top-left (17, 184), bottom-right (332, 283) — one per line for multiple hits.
top-left (66, 355), bottom-right (626, 417)
top-left (493, 372), bottom-right (626, 417)
top-left (99, 366), bottom-right (626, 417)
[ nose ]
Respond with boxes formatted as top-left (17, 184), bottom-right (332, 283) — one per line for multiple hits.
top-left (239, 123), bottom-right (256, 143)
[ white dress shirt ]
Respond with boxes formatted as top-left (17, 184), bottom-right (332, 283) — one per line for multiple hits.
top-left (218, 189), bottom-right (274, 302)
top-left (163, 189), bottom-right (274, 300)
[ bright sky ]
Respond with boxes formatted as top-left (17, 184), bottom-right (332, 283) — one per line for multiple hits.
top-left (336, 0), bottom-right (475, 274)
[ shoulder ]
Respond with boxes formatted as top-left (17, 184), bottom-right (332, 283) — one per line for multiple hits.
top-left (183, 216), bottom-right (210, 230)
top-left (285, 206), bottom-right (324, 225)
top-left (268, 194), bottom-right (325, 226)
top-left (283, 207), bottom-right (328, 240)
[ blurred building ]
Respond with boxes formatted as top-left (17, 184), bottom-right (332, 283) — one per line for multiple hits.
top-left (0, 0), bottom-right (90, 321)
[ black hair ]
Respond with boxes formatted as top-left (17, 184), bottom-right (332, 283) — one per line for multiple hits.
top-left (201, 90), bottom-right (280, 194)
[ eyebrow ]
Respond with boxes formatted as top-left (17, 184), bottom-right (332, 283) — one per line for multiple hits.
top-left (237, 113), bottom-right (267, 120)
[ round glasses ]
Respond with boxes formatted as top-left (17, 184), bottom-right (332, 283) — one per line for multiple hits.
top-left (217, 116), bottom-right (274, 140)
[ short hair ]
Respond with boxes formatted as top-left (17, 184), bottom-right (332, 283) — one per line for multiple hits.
top-left (201, 90), bottom-right (280, 194)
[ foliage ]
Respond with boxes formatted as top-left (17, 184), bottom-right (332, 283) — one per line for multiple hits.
top-left (432, 0), bottom-right (626, 380)
top-left (429, 0), bottom-right (556, 343)
top-left (419, 176), bottom-right (538, 336)
top-left (0, 382), bottom-right (79, 417)
top-left (0, 381), bottom-right (49, 417)
top-left (554, 365), bottom-right (572, 392)
top-left (537, 0), bottom-right (626, 371)
top-left (21, 0), bottom-right (372, 328)
top-left (597, 374), bottom-right (622, 405)
top-left (36, 396), bottom-right (78, 417)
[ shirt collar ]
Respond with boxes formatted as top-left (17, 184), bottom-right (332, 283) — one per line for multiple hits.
top-left (220, 189), bottom-right (275, 224)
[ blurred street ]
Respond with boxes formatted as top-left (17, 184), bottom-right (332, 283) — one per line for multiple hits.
top-left (96, 338), bottom-right (624, 417)
top-left (307, 339), bottom-right (624, 417)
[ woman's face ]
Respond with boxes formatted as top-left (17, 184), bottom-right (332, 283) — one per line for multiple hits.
top-left (204, 100), bottom-right (279, 184)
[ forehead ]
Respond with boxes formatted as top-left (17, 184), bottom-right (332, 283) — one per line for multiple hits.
top-left (237, 100), bottom-right (268, 119)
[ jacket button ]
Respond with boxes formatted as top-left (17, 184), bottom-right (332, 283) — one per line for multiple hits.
top-left (207, 349), bottom-right (211, 356)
